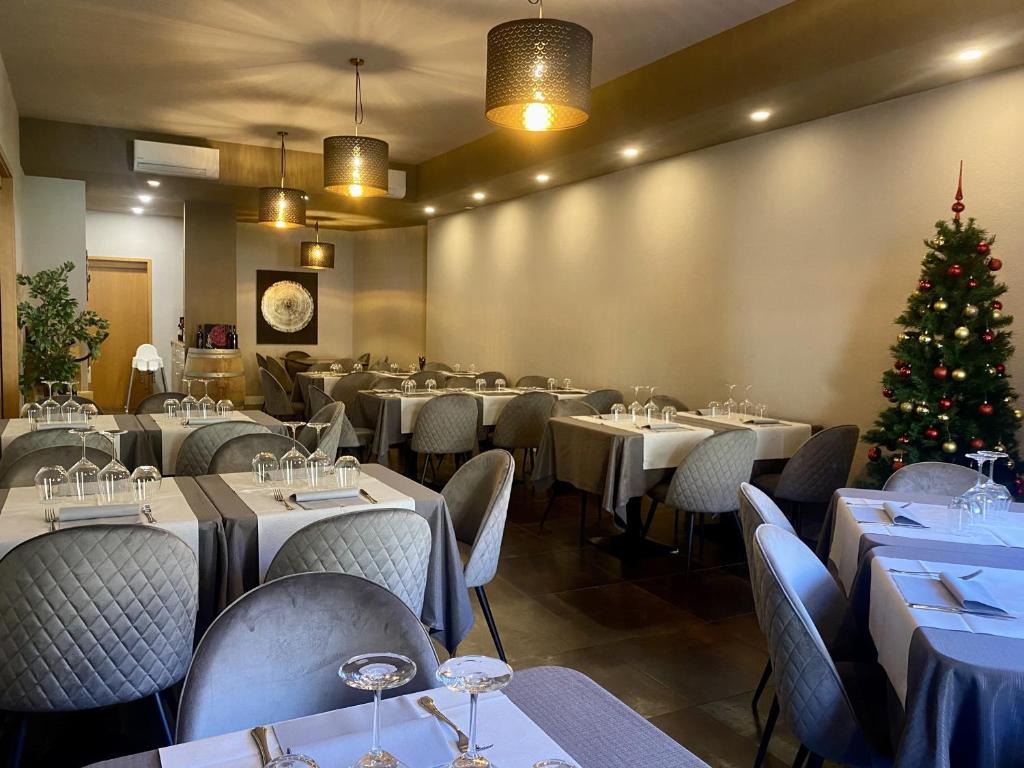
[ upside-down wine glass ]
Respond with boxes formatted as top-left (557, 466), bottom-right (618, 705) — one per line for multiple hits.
top-left (280, 422), bottom-right (308, 487)
top-left (305, 422), bottom-right (332, 487)
top-left (20, 401), bottom-right (42, 426)
top-left (68, 427), bottom-right (100, 501)
top-left (35, 465), bottom-right (69, 504)
top-left (339, 652), bottom-right (418, 768)
top-left (979, 449), bottom-right (1013, 515)
top-left (180, 378), bottom-right (198, 421)
top-left (352, 363), bottom-right (363, 372)
top-left (426, 379), bottom-right (437, 393)
top-left (629, 385), bottom-right (643, 416)
top-left (960, 452), bottom-right (991, 523)
top-left (80, 402), bottom-right (99, 424)
top-left (546, 377), bottom-right (557, 391)
top-left (724, 384), bottom-right (738, 417)
top-left (198, 379), bottom-right (216, 416)
top-left (40, 380), bottom-right (60, 423)
top-left (335, 455), bottom-right (361, 489)
top-left (97, 430), bottom-right (131, 503)
top-left (643, 402), bottom-right (659, 424)
top-left (740, 385), bottom-right (754, 417)
top-left (610, 403), bottom-right (626, 421)
top-left (252, 452), bottom-right (280, 485)
top-left (662, 406), bottom-right (678, 423)
top-left (330, 362), bottom-right (344, 375)
top-left (495, 378), bottom-right (506, 392)
top-left (436, 655), bottom-right (514, 768)
top-left (216, 398), bottom-right (233, 416)
top-left (401, 379), bottom-right (416, 395)
top-left (130, 465), bottom-right (162, 501)
top-left (60, 381), bottom-right (82, 422)
top-left (163, 398), bottom-right (180, 418)
top-left (476, 378), bottom-right (486, 392)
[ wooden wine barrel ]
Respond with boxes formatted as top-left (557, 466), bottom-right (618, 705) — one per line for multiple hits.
top-left (183, 348), bottom-right (245, 405)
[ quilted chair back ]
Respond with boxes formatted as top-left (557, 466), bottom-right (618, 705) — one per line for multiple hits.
top-left (750, 525), bottom-right (876, 766)
top-left (479, 371), bottom-right (508, 387)
top-left (408, 370), bottom-right (448, 388)
top-left (882, 461), bottom-right (978, 496)
top-left (255, 352), bottom-right (268, 369)
top-left (176, 421), bottom-right (270, 477)
top-left (259, 369), bottom-right (294, 419)
top-left (424, 361), bottom-right (453, 372)
top-left (307, 385), bottom-right (335, 416)
top-left (209, 434), bottom-right (307, 474)
top-left (285, 350), bottom-right (311, 360)
top-left (410, 394), bottom-right (479, 455)
top-left (330, 372), bottom-right (379, 413)
top-left (136, 391), bottom-right (185, 414)
top-left (492, 392), bottom-right (556, 451)
top-left (176, 572), bottom-right (438, 742)
top-left (551, 399), bottom-right (597, 418)
top-left (0, 429), bottom-right (111, 479)
top-left (664, 429), bottom-right (757, 514)
top-left (0, 446), bottom-right (110, 488)
top-left (266, 509), bottom-right (431, 615)
top-left (0, 525), bottom-right (197, 713)
top-left (774, 425), bottom-right (859, 504)
top-left (334, 358), bottom-right (357, 372)
top-left (515, 375), bottom-right (551, 388)
top-left (581, 389), bottom-right (624, 414)
top-left (738, 482), bottom-right (796, 558)
top-left (649, 394), bottom-right (689, 412)
top-left (264, 356), bottom-right (293, 391)
top-left (299, 402), bottom-right (347, 459)
top-left (283, 356), bottom-right (313, 381)
top-left (441, 450), bottom-right (514, 588)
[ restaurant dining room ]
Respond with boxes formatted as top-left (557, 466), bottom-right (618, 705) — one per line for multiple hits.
top-left (1, 1), bottom-right (1024, 766)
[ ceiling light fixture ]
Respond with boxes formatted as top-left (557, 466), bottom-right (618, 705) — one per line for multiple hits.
top-left (324, 58), bottom-right (390, 198)
top-left (258, 131), bottom-right (306, 229)
top-left (424, 206), bottom-right (437, 215)
top-left (535, 173), bottom-right (551, 183)
top-left (146, 179), bottom-right (161, 188)
top-left (138, 194), bottom-right (153, 203)
top-left (750, 109), bottom-right (772, 122)
top-left (485, 0), bottom-right (593, 132)
top-left (622, 147), bottom-right (640, 159)
top-left (131, 206), bottom-right (144, 215)
top-left (300, 219), bottom-right (335, 270)
top-left (472, 191), bottom-right (486, 201)
top-left (957, 48), bottom-right (984, 62)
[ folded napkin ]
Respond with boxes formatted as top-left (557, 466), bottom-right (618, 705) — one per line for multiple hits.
top-left (35, 421), bottom-right (90, 430)
top-left (185, 416), bottom-right (230, 426)
top-left (641, 422), bottom-right (684, 431)
top-left (290, 487), bottom-right (360, 503)
top-left (884, 502), bottom-right (927, 528)
top-left (59, 504), bottom-right (139, 522)
top-left (939, 571), bottom-right (1009, 616)
top-left (743, 417), bottom-right (781, 425)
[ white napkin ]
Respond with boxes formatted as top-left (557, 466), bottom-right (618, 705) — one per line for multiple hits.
top-left (743, 417), bottom-right (781, 425)
top-left (290, 487), bottom-right (360, 503)
top-left (34, 421), bottom-right (90, 430)
top-left (641, 422), bottom-right (684, 431)
top-left (185, 416), bottom-right (230, 426)
top-left (59, 503), bottom-right (139, 522)
top-left (939, 572), bottom-right (1010, 616)
top-left (884, 501), bottom-right (927, 528)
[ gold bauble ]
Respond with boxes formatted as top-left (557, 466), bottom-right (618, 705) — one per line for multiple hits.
top-left (930, 235), bottom-right (945, 248)
top-left (915, 404), bottom-right (930, 415)
top-left (992, 310), bottom-right (1003, 321)
top-left (954, 326), bottom-right (970, 340)
top-left (938, 413), bottom-right (950, 422)
top-left (899, 401), bottom-right (914, 413)
top-left (995, 443), bottom-right (1007, 452)
top-left (1007, 459), bottom-right (1016, 469)
top-left (919, 334), bottom-right (932, 345)
top-left (934, 334), bottom-right (945, 341)
top-left (897, 332), bottom-right (909, 342)
top-left (933, 298), bottom-right (949, 311)
top-left (963, 304), bottom-right (979, 318)
top-left (1015, 409), bottom-right (1023, 421)
top-left (951, 368), bottom-right (967, 381)
top-left (1005, 396), bottom-right (1013, 403)
top-left (942, 440), bottom-right (958, 454)
top-left (987, 365), bottom-right (997, 376)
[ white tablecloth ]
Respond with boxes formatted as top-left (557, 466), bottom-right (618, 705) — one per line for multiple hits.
top-left (1, 415), bottom-right (123, 453)
top-left (159, 686), bottom-right (573, 768)
top-left (149, 411), bottom-right (258, 475)
top-left (681, 413), bottom-right (812, 460)
top-left (574, 415), bottom-right (716, 470)
top-left (869, 556), bottom-right (1024, 704)
top-left (219, 471), bottom-right (416, 580)
top-left (0, 478), bottom-right (200, 559)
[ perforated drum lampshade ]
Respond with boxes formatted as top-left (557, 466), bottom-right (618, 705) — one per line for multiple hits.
top-left (300, 240), bottom-right (335, 270)
top-left (258, 187), bottom-right (306, 228)
top-left (323, 136), bottom-right (390, 197)
top-left (486, 17), bottom-right (593, 131)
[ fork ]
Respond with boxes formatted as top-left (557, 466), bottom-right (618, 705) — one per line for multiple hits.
top-left (273, 488), bottom-right (295, 510)
top-left (140, 504), bottom-right (157, 524)
top-left (44, 508), bottom-right (56, 532)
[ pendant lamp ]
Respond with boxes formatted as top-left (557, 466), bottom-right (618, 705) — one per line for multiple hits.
top-left (258, 131), bottom-right (306, 228)
top-left (300, 220), bottom-right (335, 270)
top-left (324, 58), bottom-right (390, 197)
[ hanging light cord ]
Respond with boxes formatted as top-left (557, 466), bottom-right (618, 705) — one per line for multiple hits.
top-left (314, 220), bottom-right (320, 243)
top-left (277, 131), bottom-right (287, 188)
top-left (351, 58), bottom-right (365, 137)
top-left (528, 0), bottom-right (543, 18)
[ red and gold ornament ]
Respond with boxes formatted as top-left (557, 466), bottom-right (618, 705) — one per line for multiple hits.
top-left (947, 264), bottom-right (963, 277)
top-left (989, 257), bottom-right (1003, 271)
top-left (918, 279), bottom-right (933, 291)
top-left (938, 397), bottom-right (953, 410)
top-left (977, 242), bottom-right (991, 256)
top-left (924, 426), bottom-right (940, 440)
top-left (979, 402), bottom-right (994, 416)
top-left (932, 365), bottom-right (948, 380)
top-left (969, 437), bottom-right (985, 450)
top-left (867, 446), bottom-right (881, 462)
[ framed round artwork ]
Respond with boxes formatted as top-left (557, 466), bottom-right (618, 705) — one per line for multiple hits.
top-left (255, 270), bottom-right (319, 344)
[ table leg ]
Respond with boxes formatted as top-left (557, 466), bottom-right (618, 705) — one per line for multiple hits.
top-left (589, 497), bottom-right (676, 559)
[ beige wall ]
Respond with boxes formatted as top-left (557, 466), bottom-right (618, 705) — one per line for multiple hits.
top-left (20, 176), bottom-right (87, 302)
top-left (353, 226), bottom-right (427, 366)
top-left (426, 67), bottom-right (1024, 455)
top-left (0, 51), bottom-right (22, 268)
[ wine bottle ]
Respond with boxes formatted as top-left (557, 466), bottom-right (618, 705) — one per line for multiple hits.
top-left (195, 324), bottom-right (205, 349)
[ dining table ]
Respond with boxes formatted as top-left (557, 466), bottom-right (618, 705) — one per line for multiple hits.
top-left (194, 463), bottom-right (474, 653)
top-left (0, 414), bottom-right (152, 469)
top-left (84, 666), bottom-right (709, 768)
top-left (292, 371), bottom-right (409, 416)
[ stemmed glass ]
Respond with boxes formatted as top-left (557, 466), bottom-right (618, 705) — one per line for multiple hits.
top-left (60, 381), bottom-right (82, 422)
top-left (740, 385), bottom-right (754, 417)
top-left (129, 466), bottom-right (162, 501)
top-left (352, 362), bottom-right (363, 372)
top-left (706, 400), bottom-right (721, 417)
top-left (495, 378), bottom-right (506, 392)
top-left (197, 379), bottom-right (216, 416)
top-left (339, 652), bottom-right (418, 768)
top-left (629, 385), bottom-right (643, 416)
top-left (562, 378), bottom-right (572, 391)
top-left (724, 384), bottom-right (738, 416)
top-left (40, 380), bottom-right (60, 423)
top-left (401, 379), bottom-right (416, 395)
top-left (425, 379), bottom-right (437, 393)
top-left (330, 362), bottom-right (344, 375)
top-left (280, 422), bottom-right (308, 487)
top-left (35, 465), bottom-right (69, 503)
top-left (252, 452), bottom-right (280, 484)
top-left (662, 406), bottom-right (678, 423)
top-left (475, 378), bottom-right (486, 392)
top-left (335, 455), bottom-right (361, 489)
top-left (163, 398), bottom-right (180, 418)
top-left (305, 422), bottom-right (332, 487)
top-left (436, 656), bottom-right (514, 768)
top-left (80, 402), bottom-right (99, 423)
top-left (20, 401), bottom-right (42, 426)
top-left (610, 403), bottom-right (626, 421)
top-left (68, 427), bottom-right (100, 501)
top-left (180, 378), bottom-right (198, 421)
top-left (546, 377), bottom-right (557, 391)
top-left (216, 398), bottom-right (233, 416)
top-left (643, 402), bottom-right (659, 424)
top-left (979, 450), bottom-right (1013, 515)
top-left (97, 430), bottom-right (131, 503)
top-left (628, 402), bottom-right (643, 423)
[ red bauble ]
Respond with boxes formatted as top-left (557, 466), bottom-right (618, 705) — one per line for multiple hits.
top-left (918, 279), bottom-right (933, 291)
top-left (989, 258), bottom-right (1003, 271)
top-left (924, 426), bottom-right (940, 440)
top-left (947, 264), bottom-right (963, 277)
top-left (979, 402), bottom-right (995, 416)
top-left (977, 242), bottom-right (991, 256)
top-left (891, 457), bottom-right (906, 471)
top-left (932, 365), bottom-right (948, 380)
top-left (993, 301), bottom-right (1003, 311)
top-left (867, 447), bottom-right (881, 461)
top-left (969, 437), bottom-right (985, 450)
top-left (881, 386), bottom-right (894, 399)
top-left (996, 363), bottom-right (1006, 375)
top-left (938, 397), bottom-right (953, 410)
top-left (981, 330), bottom-right (995, 343)
top-left (967, 277), bottom-right (978, 289)
top-left (894, 359), bottom-right (907, 370)
top-left (898, 366), bottom-right (912, 378)
top-left (897, 434), bottom-right (911, 445)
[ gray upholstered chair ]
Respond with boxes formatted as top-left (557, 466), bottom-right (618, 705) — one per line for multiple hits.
top-left (255, 352), bottom-right (268, 370)
top-left (369, 359), bottom-right (391, 372)
top-left (515, 375), bottom-right (551, 388)
top-left (308, 362), bottom-right (333, 372)
top-left (208, 433), bottom-right (308, 474)
top-left (0, 446), bottom-right (110, 488)
top-left (175, 421), bottom-right (271, 476)
top-left (259, 368), bottom-right (304, 419)
top-left (644, 429), bottom-right (757, 576)
top-left (441, 450), bottom-right (515, 660)
top-left (266, 509), bottom-right (432, 615)
top-left (749, 526), bottom-right (892, 768)
top-left (283, 356), bottom-right (313, 380)
top-left (648, 394), bottom-right (689, 412)
top-left (357, 352), bottom-right (371, 366)
top-left (0, 429), bottom-right (111, 480)
top-left (410, 393), bottom-right (479, 484)
top-left (334, 357), bottom-right (357, 372)
top-left (479, 371), bottom-right (508, 387)
top-left (175, 572), bottom-right (439, 743)
top-left (581, 389), bottom-right (624, 414)
top-left (307, 384), bottom-right (334, 416)
top-left (299, 402), bottom-right (347, 460)
top-left (424, 361), bottom-right (453, 372)
top-left (0, 526), bottom-right (197, 760)
top-left (408, 370), bottom-right (448, 389)
top-left (882, 461), bottom-right (978, 495)
top-left (136, 391), bottom-right (185, 414)
top-left (751, 425), bottom-right (859, 538)
top-left (264, 356), bottom-right (293, 391)
top-left (551, 399), bottom-right (597, 417)
top-left (330, 371), bottom-right (380, 414)
top-left (284, 350), bottom-right (311, 360)
top-left (491, 391), bottom-right (556, 478)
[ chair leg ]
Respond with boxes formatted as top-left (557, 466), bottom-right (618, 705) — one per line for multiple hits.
top-left (154, 690), bottom-right (174, 746)
top-left (642, 500), bottom-right (659, 538)
top-left (753, 695), bottom-right (778, 768)
top-left (673, 509), bottom-right (680, 549)
top-left (539, 490), bottom-right (557, 529)
top-left (791, 744), bottom-right (809, 768)
top-left (751, 658), bottom-right (772, 711)
top-left (475, 586), bottom-right (506, 662)
top-left (419, 454), bottom-right (430, 484)
top-left (578, 492), bottom-right (588, 546)
top-left (685, 511), bottom-right (697, 577)
top-left (125, 369), bottom-right (135, 413)
top-left (9, 715), bottom-right (27, 768)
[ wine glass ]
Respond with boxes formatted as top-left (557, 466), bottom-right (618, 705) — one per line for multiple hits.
top-left (628, 402), bottom-right (643, 423)
top-left (724, 384), bottom-right (738, 416)
top-left (80, 402), bottom-right (99, 424)
top-left (757, 403), bottom-right (768, 419)
top-left (215, 398), bottom-right (233, 416)
top-left (68, 427), bottom-right (100, 501)
top-left (662, 406), bottom-right (678, 422)
top-left (425, 379), bottom-right (436, 392)
top-left (707, 400), bottom-right (721, 417)
top-left (352, 362), bottom-right (363, 372)
top-left (20, 401), bottom-right (42, 426)
top-left (562, 378), bottom-right (572, 391)
top-left (495, 378), bottom-right (506, 392)
top-left (643, 402), bottom-right (659, 424)
top-left (476, 378), bottom-right (486, 392)
top-left (39, 380), bottom-right (60, 423)
top-left (305, 422), bottom-right (332, 487)
top-left (979, 450), bottom-right (1013, 515)
top-left (401, 379), bottom-right (415, 395)
top-left (610, 403), bottom-right (626, 421)
top-left (198, 379), bottom-right (216, 416)
top-left (454, 362), bottom-right (462, 373)
top-left (629, 385), bottom-right (643, 416)
top-left (740, 385), bottom-right (754, 417)
top-left (436, 656), bottom-right (514, 768)
top-left (35, 465), bottom-right (69, 503)
top-left (335, 455), bottom-right (361, 489)
top-left (163, 398), bottom-right (180, 417)
top-left (469, 363), bottom-right (477, 374)
top-left (390, 362), bottom-right (399, 373)
top-left (546, 377), bottom-right (557, 391)
top-left (180, 378), bottom-right (198, 420)
top-left (60, 381), bottom-right (81, 422)
top-left (280, 422), bottom-right (308, 487)
top-left (130, 466), bottom-right (162, 501)
top-left (339, 652), bottom-right (418, 768)
top-left (252, 452), bottom-right (280, 484)
top-left (97, 430), bottom-right (131, 503)
top-left (330, 362), bottom-right (343, 375)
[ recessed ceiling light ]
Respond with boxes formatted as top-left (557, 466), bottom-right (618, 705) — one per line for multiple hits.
top-left (622, 147), bottom-right (640, 159)
top-left (424, 206), bottom-right (436, 215)
top-left (146, 179), bottom-right (161, 187)
top-left (137, 194), bottom-right (153, 203)
top-left (535, 173), bottom-right (551, 183)
top-left (131, 206), bottom-right (144, 215)
top-left (472, 191), bottom-right (486, 201)
top-left (464, 206), bottom-right (475, 210)
top-left (957, 48), bottom-right (984, 62)
top-left (750, 109), bottom-right (772, 122)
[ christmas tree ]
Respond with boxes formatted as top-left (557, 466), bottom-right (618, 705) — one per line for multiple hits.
top-left (864, 165), bottom-right (1023, 492)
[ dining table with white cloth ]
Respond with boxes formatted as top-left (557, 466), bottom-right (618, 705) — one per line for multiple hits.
top-left (194, 463), bottom-right (473, 652)
top-left (84, 667), bottom-right (709, 768)
top-left (292, 371), bottom-right (409, 416)
top-left (0, 414), bottom-right (150, 469)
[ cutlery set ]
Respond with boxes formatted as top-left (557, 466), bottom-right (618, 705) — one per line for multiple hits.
top-left (43, 504), bottom-right (157, 531)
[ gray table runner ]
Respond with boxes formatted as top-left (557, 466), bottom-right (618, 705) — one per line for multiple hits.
top-left (194, 463), bottom-right (473, 652)
top-left (83, 666), bottom-right (709, 768)
top-left (137, 411), bottom-right (287, 474)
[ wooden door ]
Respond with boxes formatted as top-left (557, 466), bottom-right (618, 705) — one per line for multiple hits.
top-left (87, 257), bottom-right (152, 412)
top-left (0, 151), bottom-right (16, 417)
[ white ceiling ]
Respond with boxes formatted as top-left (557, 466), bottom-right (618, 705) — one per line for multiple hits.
top-left (0, 0), bottom-right (790, 163)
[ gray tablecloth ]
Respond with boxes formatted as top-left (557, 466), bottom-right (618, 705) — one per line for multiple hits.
top-left (83, 666), bottom-right (709, 768)
top-left (0, 414), bottom-right (150, 470)
top-left (194, 464), bottom-right (473, 652)
top-left (291, 372), bottom-right (328, 414)
top-left (848, 544), bottom-right (1024, 768)
top-left (136, 411), bottom-right (287, 474)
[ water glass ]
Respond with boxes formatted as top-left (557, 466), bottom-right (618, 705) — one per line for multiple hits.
top-left (335, 455), bottom-right (361, 489)
top-left (401, 379), bottom-right (416, 395)
top-left (21, 402), bottom-right (42, 426)
top-left (330, 362), bottom-right (343, 375)
top-left (546, 377), bottom-right (557, 391)
top-left (662, 406), bottom-right (678, 422)
top-left (130, 466), bottom-right (162, 501)
top-left (352, 363), bottom-right (363, 372)
top-left (163, 398), bottom-right (181, 418)
top-left (707, 400), bottom-right (721, 417)
top-left (628, 402), bottom-right (643, 423)
top-left (426, 379), bottom-right (437, 392)
top-left (35, 465), bottom-right (69, 503)
top-left (643, 402), bottom-right (659, 423)
top-left (947, 496), bottom-right (976, 535)
top-left (562, 378), bottom-right (572, 391)
top-left (610, 403), bottom-right (626, 421)
top-left (80, 403), bottom-right (99, 423)
top-left (252, 452), bottom-right (280, 484)
top-left (469, 363), bottom-right (477, 374)
top-left (475, 378), bottom-right (486, 391)
top-left (495, 378), bottom-right (506, 391)
top-left (454, 362), bottom-right (462, 373)
top-left (215, 399), bottom-right (233, 416)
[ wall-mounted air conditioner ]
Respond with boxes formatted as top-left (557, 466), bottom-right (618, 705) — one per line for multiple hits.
top-left (133, 140), bottom-right (220, 179)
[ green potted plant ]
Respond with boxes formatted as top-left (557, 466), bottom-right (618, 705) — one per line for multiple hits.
top-left (17, 261), bottom-right (110, 399)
